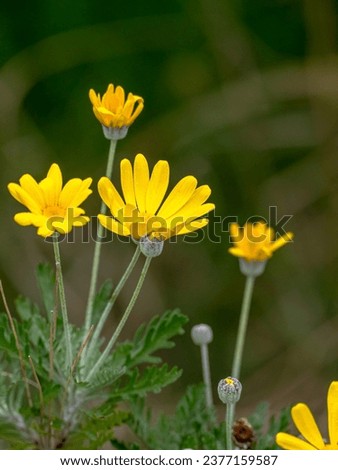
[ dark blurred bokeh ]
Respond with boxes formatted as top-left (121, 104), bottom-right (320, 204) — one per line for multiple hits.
top-left (1, 0), bottom-right (337, 427)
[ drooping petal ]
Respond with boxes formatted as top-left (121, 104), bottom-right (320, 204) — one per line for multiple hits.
top-left (157, 176), bottom-right (197, 219)
top-left (276, 432), bottom-right (317, 450)
top-left (327, 381), bottom-right (338, 447)
top-left (291, 403), bottom-right (325, 449)
top-left (146, 160), bottom-right (169, 215)
top-left (133, 154), bottom-right (149, 213)
top-left (120, 159), bottom-right (136, 206)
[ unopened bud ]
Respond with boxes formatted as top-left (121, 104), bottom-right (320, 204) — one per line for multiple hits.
top-left (139, 236), bottom-right (164, 258)
top-left (239, 259), bottom-right (267, 277)
top-left (218, 377), bottom-right (242, 404)
top-left (102, 125), bottom-right (129, 140)
top-left (191, 324), bottom-right (213, 345)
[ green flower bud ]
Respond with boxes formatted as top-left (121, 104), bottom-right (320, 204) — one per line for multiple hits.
top-left (218, 377), bottom-right (242, 405)
top-left (191, 324), bottom-right (213, 345)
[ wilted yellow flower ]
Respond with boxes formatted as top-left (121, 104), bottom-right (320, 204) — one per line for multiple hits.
top-left (89, 84), bottom-right (144, 139)
top-left (229, 221), bottom-right (293, 262)
top-left (276, 381), bottom-right (338, 450)
top-left (8, 163), bottom-right (92, 237)
top-left (98, 153), bottom-right (214, 242)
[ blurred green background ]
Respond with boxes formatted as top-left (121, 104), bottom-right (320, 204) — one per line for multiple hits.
top-left (1, 0), bottom-right (337, 429)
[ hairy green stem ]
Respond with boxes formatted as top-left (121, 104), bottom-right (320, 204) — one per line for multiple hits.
top-left (231, 275), bottom-right (255, 380)
top-left (226, 404), bottom-right (235, 450)
top-left (84, 138), bottom-right (118, 332)
top-left (53, 234), bottom-right (72, 373)
top-left (86, 255), bottom-right (152, 382)
top-left (84, 245), bottom-right (141, 369)
top-left (200, 343), bottom-right (213, 407)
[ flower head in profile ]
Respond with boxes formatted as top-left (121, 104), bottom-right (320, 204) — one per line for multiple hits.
top-left (229, 221), bottom-right (294, 262)
top-left (8, 163), bottom-right (92, 237)
top-left (89, 84), bottom-right (144, 139)
top-left (276, 381), bottom-right (338, 450)
top-left (98, 153), bottom-right (214, 251)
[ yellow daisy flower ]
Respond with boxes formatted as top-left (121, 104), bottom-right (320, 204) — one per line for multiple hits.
top-left (276, 381), bottom-right (338, 450)
top-left (89, 84), bottom-right (144, 139)
top-left (229, 221), bottom-right (294, 262)
top-left (98, 153), bottom-right (215, 242)
top-left (8, 163), bottom-right (92, 237)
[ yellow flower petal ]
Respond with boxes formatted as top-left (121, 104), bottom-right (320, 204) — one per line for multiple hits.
top-left (328, 381), bottom-right (338, 447)
top-left (157, 175), bottom-right (197, 219)
top-left (276, 432), bottom-right (317, 450)
top-left (18, 174), bottom-right (45, 208)
top-left (14, 213), bottom-right (45, 227)
top-left (134, 154), bottom-right (149, 213)
top-left (8, 183), bottom-right (42, 214)
top-left (59, 178), bottom-right (92, 208)
top-left (98, 177), bottom-right (125, 218)
top-left (98, 214), bottom-right (131, 236)
top-left (39, 163), bottom-right (63, 207)
top-left (291, 403), bottom-right (325, 449)
top-left (166, 185), bottom-right (213, 222)
top-left (146, 160), bottom-right (169, 215)
top-left (174, 218), bottom-right (209, 236)
top-left (270, 232), bottom-right (294, 252)
top-left (120, 159), bottom-right (136, 206)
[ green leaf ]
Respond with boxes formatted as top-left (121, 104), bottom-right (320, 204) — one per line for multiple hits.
top-left (65, 408), bottom-right (128, 450)
top-left (110, 364), bottom-right (182, 401)
top-left (35, 263), bottom-right (56, 316)
top-left (121, 383), bottom-right (224, 450)
top-left (112, 309), bottom-right (189, 369)
top-left (15, 295), bottom-right (39, 322)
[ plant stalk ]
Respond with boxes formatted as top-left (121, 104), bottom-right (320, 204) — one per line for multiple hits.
top-left (86, 255), bottom-right (152, 382)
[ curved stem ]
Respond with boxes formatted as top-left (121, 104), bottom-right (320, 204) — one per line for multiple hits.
top-left (231, 275), bottom-right (255, 380)
top-left (53, 234), bottom-right (72, 373)
top-left (84, 138), bottom-right (118, 332)
top-left (86, 255), bottom-right (152, 382)
top-left (84, 245), bottom-right (141, 369)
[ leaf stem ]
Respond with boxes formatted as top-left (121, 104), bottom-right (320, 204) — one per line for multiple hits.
top-left (84, 138), bottom-right (118, 332)
top-left (86, 255), bottom-right (152, 382)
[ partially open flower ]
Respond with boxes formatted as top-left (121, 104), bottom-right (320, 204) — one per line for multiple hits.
top-left (229, 221), bottom-right (294, 276)
top-left (98, 153), bottom-right (215, 246)
top-left (8, 163), bottom-right (92, 237)
top-left (218, 377), bottom-right (242, 405)
top-left (89, 84), bottom-right (144, 139)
